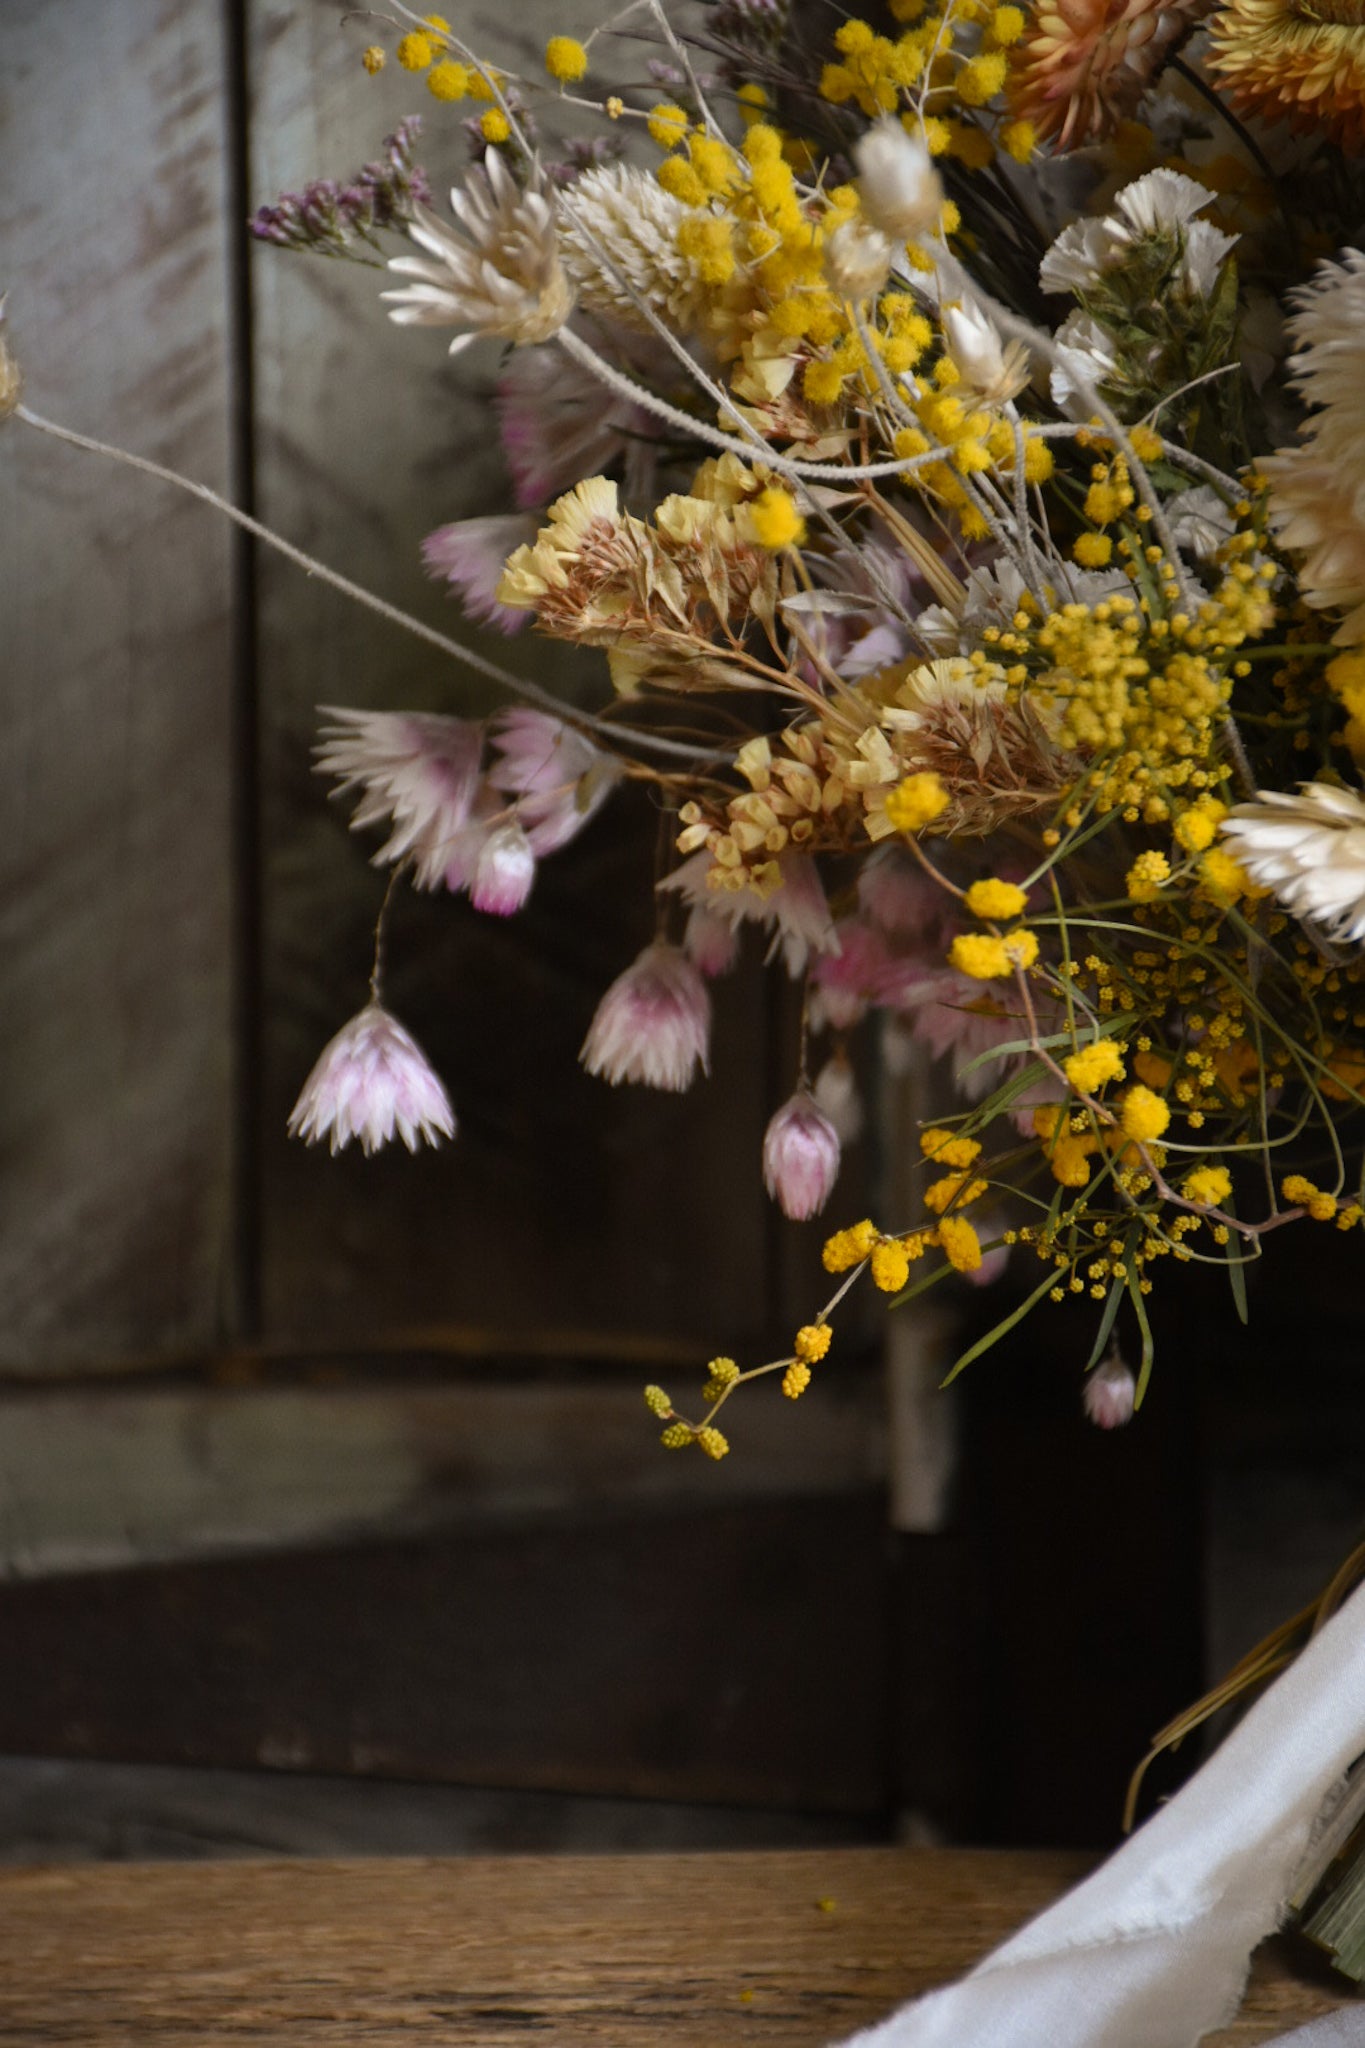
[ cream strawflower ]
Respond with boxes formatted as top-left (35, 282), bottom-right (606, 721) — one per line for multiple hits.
top-left (580, 940), bottom-right (711, 1091)
top-left (288, 1003), bottom-right (456, 1155)
top-left (1260, 253), bottom-right (1365, 644)
top-left (315, 709), bottom-right (484, 891)
top-left (382, 152), bottom-right (573, 352)
top-left (557, 163), bottom-right (712, 332)
top-left (1221, 782), bottom-right (1365, 942)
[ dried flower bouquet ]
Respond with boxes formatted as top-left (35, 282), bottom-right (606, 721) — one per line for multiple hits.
top-left (12, 0), bottom-right (1365, 1456)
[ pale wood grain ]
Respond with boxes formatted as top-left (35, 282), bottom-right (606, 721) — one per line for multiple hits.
top-left (0, 0), bottom-right (239, 1369)
top-left (0, 1849), bottom-right (1352, 2044)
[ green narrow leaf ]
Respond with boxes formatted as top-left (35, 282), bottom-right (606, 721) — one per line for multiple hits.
top-left (1224, 1232), bottom-right (1249, 1327)
top-left (1084, 1272), bottom-right (1126, 1374)
top-left (940, 1263), bottom-right (1064, 1387)
top-left (1125, 1264), bottom-right (1155, 1408)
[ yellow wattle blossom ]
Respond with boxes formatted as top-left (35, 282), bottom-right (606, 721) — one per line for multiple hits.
top-left (871, 1239), bottom-right (912, 1292)
top-left (661, 1423), bottom-right (694, 1449)
top-left (648, 102), bottom-right (690, 148)
top-left (1281, 1174), bottom-right (1318, 1205)
top-left (1174, 799), bottom-right (1228, 853)
top-left (965, 876), bottom-right (1028, 920)
top-left (545, 35), bottom-right (588, 80)
top-left (1126, 850), bottom-right (1171, 901)
top-left (794, 1323), bottom-right (833, 1362)
top-left (362, 45), bottom-right (386, 74)
top-left (397, 31), bottom-right (434, 69)
top-left (938, 1215), bottom-right (984, 1273)
top-left (748, 485), bottom-right (807, 550)
top-left (428, 60), bottom-right (470, 100)
top-left (480, 108), bottom-right (511, 143)
top-left (924, 1172), bottom-right (989, 1212)
top-left (949, 928), bottom-right (1038, 978)
top-left (1120, 1085), bottom-right (1171, 1142)
top-left (1064, 1039), bottom-right (1126, 1092)
top-left (643, 1384), bottom-right (672, 1417)
top-left (1197, 846), bottom-right (1256, 901)
top-left (783, 1361), bottom-right (813, 1398)
top-left (697, 1426), bottom-right (731, 1460)
top-left (1182, 1165), bottom-right (1232, 1206)
top-left (920, 1127), bottom-right (981, 1168)
top-left (823, 1218), bottom-right (879, 1271)
top-left (884, 771), bottom-right (950, 832)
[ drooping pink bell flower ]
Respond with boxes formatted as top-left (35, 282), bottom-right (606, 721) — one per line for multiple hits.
top-left (1083, 1350), bottom-right (1136, 1429)
top-left (287, 1002), bottom-right (455, 1156)
top-left (470, 819), bottom-right (536, 915)
top-left (580, 941), bottom-right (711, 1091)
top-left (762, 1090), bottom-right (842, 1220)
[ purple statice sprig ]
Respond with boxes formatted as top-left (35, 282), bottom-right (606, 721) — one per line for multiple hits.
top-left (249, 117), bottom-right (432, 266)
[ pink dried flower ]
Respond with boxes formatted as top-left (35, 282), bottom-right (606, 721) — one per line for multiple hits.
top-left (496, 332), bottom-right (663, 509)
top-left (470, 820), bottom-right (536, 915)
top-left (288, 1002), bottom-right (455, 1156)
top-left (762, 1090), bottom-right (842, 1220)
top-left (809, 919), bottom-right (898, 1032)
top-left (1084, 1350), bottom-right (1136, 1428)
top-left (315, 709), bottom-right (484, 890)
top-left (422, 514), bottom-right (537, 632)
top-left (857, 848), bottom-right (952, 940)
top-left (659, 851), bottom-right (837, 977)
top-left (487, 709), bottom-right (624, 854)
top-left (682, 903), bottom-right (741, 978)
top-left (580, 941), bottom-right (711, 1091)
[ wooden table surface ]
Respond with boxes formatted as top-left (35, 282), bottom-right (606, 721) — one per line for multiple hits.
top-left (0, 1848), bottom-right (1358, 2044)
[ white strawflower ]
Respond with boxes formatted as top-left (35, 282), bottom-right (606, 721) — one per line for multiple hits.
top-left (1039, 217), bottom-right (1127, 297)
top-left (762, 1091), bottom-right (842, 1220)
top-left (288, 1003), bottom-right (455, 1155)
top-left (1221, 782), bottom-right (1365, 942)
top-left (1049, 310), bottom-right (1119, 414)
top-left (1260, 252), bottom-right (1365, 645)
top-left (557, 164), bottom-right (711, 332)
top-left (942, 301), bottom-right (1030, 406)
top-left (1111, 168), bottom-right (1220, 240)
top-left (315, 709), bottom-right (484, 891)
top-left (580, 941), bottom-right (711, 1091)
top-left (1040, 172), bottom-right (1233, 301)
top-left (382, 153), bottom-right (573, 353)
top-left (854, 120), bottom-right (943, 245)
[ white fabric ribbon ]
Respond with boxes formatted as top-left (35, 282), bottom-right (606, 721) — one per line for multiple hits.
top-left (844, 1579), bottom-right (1365, 2048)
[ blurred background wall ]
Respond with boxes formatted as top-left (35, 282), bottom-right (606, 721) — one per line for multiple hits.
top-left (1, 0), bottom-right (1361, 1864)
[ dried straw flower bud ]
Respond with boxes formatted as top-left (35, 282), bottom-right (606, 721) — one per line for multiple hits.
top-left (762, 1090), bottom-right (842, 1219)
top-left (470, 820), bottom-right (537, 915)
top-left (1083, 1349), bottom-right (1136, 1429)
